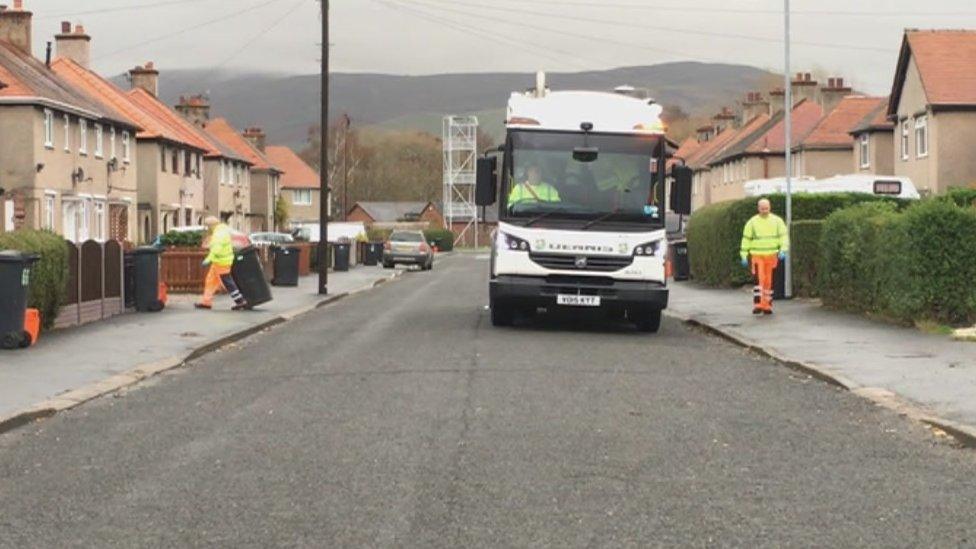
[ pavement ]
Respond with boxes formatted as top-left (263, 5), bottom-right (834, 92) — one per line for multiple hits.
top-left (2, 254), bottom-right (976, 547)
top-left (667, 282), bottom-right (976, 443)
top-left (0, 265), bottom-right (400, 425)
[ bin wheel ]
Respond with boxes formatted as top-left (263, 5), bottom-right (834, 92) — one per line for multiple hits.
top-left (18, 331), bottom-right (32, 348)
top-left (383, 261), bottom-right (394, 269)
top-left (1, 332), bottom-right (22, 350)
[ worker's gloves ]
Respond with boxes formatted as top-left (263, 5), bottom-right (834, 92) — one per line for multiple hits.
top-left (778, 251), bottom-right (787, 261)
top-left (201, 259), bottom-right (211, 267)
top-left (740, 258), bottom-right (749, 268)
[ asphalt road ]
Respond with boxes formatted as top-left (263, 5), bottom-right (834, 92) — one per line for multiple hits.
top-left (2, 254), bottom-right (976, 548)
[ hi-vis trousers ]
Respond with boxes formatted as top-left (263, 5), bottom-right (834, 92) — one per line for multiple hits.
top-left (751, 254), bottom-right (780, 312)
top-left (199, 264), bottom-right (246, 307)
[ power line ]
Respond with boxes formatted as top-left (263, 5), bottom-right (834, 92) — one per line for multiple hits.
top-left (212, 0), bottom-right (308, 70)
top-left (400, 0), bottom-right (732, 66)
top-left (92, 0), bottom-right (292, 62)
top-left (442, 0), bottom-right (976, 17)
top-left (36, 0), bottom-right (212, 21)
top-left (409, 0), bottom-right (893, 53)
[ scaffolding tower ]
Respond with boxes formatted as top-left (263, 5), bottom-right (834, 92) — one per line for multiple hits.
top-left (442, 115), bottom-right (479, 247)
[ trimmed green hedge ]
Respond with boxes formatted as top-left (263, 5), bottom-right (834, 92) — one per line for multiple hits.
top-left (423, 228), bottom-right (455, 252)
top-left (158, 230), bottom-right (204, 248)
top-left (790, 220), bottom-right (824, 298)
top-left (687, 193), bottom-right (907, 287)
top-left (941, 187), bottom-right (976, 208)
top-left (818, 199), bottom-right (976, 325)
top-left (0, 230), bottom-right (69, 330)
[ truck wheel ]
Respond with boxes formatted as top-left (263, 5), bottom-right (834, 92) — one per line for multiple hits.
top-left (634, 308), bottom-right (662, 333)
top-left (490, 297), bottom-right (514, 327)
top-left (383, 261), bottom-right (394, 269)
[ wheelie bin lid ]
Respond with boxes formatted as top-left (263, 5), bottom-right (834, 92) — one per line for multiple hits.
top-left (0, 250), bottom-right (40, 264)
top-left (130, 246), bottom-right (162, 256)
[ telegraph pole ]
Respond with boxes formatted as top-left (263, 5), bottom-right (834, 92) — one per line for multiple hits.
top-left (343, 114), bottom-right (351, 221)
top-left (783, 0), bottom-right (794, 298)
top-left (317, 0), bottom-right (329, 295)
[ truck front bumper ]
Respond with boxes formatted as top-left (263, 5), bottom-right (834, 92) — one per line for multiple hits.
top-left (490, 275), bottom-right (669, 311)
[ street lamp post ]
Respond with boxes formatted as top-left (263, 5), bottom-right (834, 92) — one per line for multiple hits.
top-left (343, 114), bottom-right (351, 221)
top-left (318, 0), bottom-right (330, 295)
top-left (783, 0), bottom-right (793, 298)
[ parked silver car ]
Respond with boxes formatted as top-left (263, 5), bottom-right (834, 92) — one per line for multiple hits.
top-left (249, 232), bottom-right (295, 246)
top-left (383, 230), bottom-right (433, 270)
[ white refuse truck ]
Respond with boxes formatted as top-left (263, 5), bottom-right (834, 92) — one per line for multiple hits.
top-left (475, 73), bottom-right (693, 333)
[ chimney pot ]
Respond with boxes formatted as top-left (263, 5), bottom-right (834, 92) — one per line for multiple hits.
top-left (13, 0), bottom-right (22, 9)
top-left (60, 20), bottom-right (70, 33)
top-left (74, 24), bottom-right (83, 34)
top-left (836, 77), bottom-right (844, 88)
top-left (805, 72), bottom-right (812, 81)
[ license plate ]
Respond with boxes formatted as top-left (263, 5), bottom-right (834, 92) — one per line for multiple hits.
top-left (557, 294), bottom-right (601, 307)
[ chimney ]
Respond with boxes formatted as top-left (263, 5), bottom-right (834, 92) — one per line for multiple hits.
top-left (129, 61), bottom-right (159, 97)
top-left (175, 94), bottom-right (211, 127)
top-left (768, 87), bottom-right (786, 114)
top-left (790, 71), bottom-right (819, 106)
top-left (0, 0), bottom-right (32, 55)
top-left (712, 106), bottom-right (737, 131)
top-left (741, 91), bottom-right (770, 121)
top-left (54, 22), bottom-right (91, 68)
top-left (696, 125), bottom-right (715, 143)
top-left (242, 127), bottom-right (266, 153)
top-left (819, 76), bottom-right (853, 113)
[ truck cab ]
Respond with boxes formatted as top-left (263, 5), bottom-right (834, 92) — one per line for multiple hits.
top-left (476, 75), bottom-right (693, 333)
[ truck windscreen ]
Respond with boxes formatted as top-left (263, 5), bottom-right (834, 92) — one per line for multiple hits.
top-left (503, 131), bottom-right (665, 228)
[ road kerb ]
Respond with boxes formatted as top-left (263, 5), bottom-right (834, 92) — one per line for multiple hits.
top-left (665, 309), bottom-right (976, 449)
top-left (0, 274), bottom-right (401, 436)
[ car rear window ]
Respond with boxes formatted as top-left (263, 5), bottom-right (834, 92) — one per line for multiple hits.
top-left (391, 232), bottom-right (423, 242)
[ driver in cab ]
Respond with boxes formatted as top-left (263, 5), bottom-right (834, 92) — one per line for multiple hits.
top-left (508, 165), bottom-right (561, 208)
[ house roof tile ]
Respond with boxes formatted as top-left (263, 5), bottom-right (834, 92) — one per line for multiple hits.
top-left (706, 113), bottom-right (775, 166)
top-left (125, 88), bottom-right (219, 155)
top-left (202, 118), bottom-right (278, 172)
top-left (265, 146), bottom-right (319, 189)
top-left (890, 30), bottom-right (976, 114)
top-left (352, 201), bottom-right (433, 223)
top-left (797, 95), bottom-right (886, 149)
top-left (47, 58), bottom-right (140, 130)
top-left (743, 99), bottom-right (823, 155)
top-left (0, 42), bottom-right (109, 120)
top-left (851, 100), bottom-right (895, 134)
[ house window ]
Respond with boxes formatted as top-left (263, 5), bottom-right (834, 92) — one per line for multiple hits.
top-left (859, 134), bottom-right (870, 169)
top-left (292, 189), bottom-right (312, 206)
top-left (184, 150), bottom-right (192, 176)
top-left (122, 131), bottom-right (130, 163)
top-left (93, 201), bottom-right (106, 242)
top-left (160, 147), bottom-right (167, 172)
top-left (63, 114), bottom-right (71, 151)
top-left (220, 160), bottom-right (226, 184)
top-left (95, 124), bottom-right (104, 158)
top-left (110, 127), bottom-right (117, 159)
top-left (901, 119), bottom-right (910, 160)
top-left (915, 115), bottom-right (928, 158)
top-left (196, 154), bottom-right (202, 179)
top-left (43, 109), bottom-right (54, 148)
top-left (79, 119), bottom-right (88, 155)
top-left (44, 193), bottom-right (56, 230)
top-left (172, 149), bottom-right (179, 174)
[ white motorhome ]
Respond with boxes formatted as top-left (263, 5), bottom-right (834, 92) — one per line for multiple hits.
top-left (476, 74), bottom-right (693, 333)
top-left (744, 175), bottom-right (921, 200)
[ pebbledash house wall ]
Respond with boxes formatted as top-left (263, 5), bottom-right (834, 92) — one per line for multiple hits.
top-left (854, 131), bottom-right (895, 175)
top-left (135, 139), bottom-right (205, 241)
top-left (202, 158), bottom-right (250, 231)
top-left (0, 103), bottom-right (138, 241)
top-left (280, 187), bottom-right (320, 226)
top-left (793, 147), bottom-right (852, 179)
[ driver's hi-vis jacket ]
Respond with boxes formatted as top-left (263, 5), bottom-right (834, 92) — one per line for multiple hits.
top-left (508, 182), bottom-right (561, 205)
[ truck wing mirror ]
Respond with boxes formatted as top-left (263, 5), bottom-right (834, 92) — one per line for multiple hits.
top-left (670, 165), bottom-right (693, 215)
top-left (476, 156), bottom-right (498, 207)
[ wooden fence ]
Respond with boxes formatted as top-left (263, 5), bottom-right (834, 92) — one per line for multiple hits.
top-left (55, 239), bottom-right (125, 330)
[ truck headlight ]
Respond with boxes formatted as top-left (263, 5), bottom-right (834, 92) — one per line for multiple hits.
top-left (633, 241), bottom-right (661, 257)
top-left (500, 232), bottom-right (530, 252)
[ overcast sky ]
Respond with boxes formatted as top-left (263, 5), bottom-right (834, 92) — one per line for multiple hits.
top-left (29, 0), bottom-right (976, 93)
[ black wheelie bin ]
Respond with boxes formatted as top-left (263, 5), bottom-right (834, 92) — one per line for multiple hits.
top-left (271, 245), bottom-right (300, 287)
top-left (232, 246), bottom-right (273, 308)
top-left (0, 251), bottom-right (39, 349)
top-left (130, 246), bottom-right (164, 312)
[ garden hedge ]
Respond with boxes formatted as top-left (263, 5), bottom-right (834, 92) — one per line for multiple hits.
top-left (686, 193), bottom-right (907, 287)
top-left (0, 230), bottom-right (69, 330)
top-left (158, 229), bottom-right (205, 248)
top-left (790, 220), bottom-right (824, 298)
top-left (423, 228), bottom-right (455, 252)
top-left (818, 199), bottom-right (976, 326)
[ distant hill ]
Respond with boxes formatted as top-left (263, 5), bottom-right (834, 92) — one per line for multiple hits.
top-left (113, 62), bottom-right (775, 148)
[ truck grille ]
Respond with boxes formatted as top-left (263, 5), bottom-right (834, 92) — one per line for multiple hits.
top-left (529, 252), bottom-right (633, 272)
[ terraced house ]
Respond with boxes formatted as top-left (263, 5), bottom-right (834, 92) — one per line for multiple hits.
top-left (265, 145), bottom-right (323, 233)
top-left (174, 95), bottom-right (254, 231)
top-left (0, 3), bottom-right (140, 241)
top-left (888, 29), bottom-right (976, 194)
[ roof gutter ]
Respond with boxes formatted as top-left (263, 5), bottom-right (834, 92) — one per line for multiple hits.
top-left (0, 96), bottom-right (102, 120)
